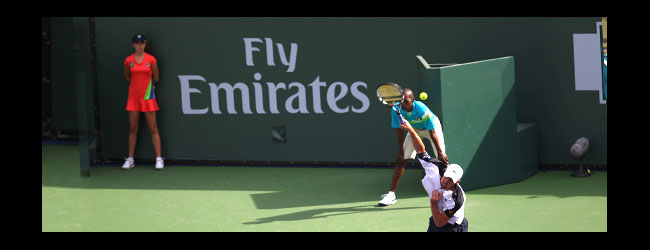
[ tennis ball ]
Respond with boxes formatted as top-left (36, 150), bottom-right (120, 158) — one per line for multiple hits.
top-left (420, 92), bottom-right (428, 100)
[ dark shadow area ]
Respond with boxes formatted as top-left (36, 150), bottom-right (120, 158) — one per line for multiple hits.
top-left (459, 86), bottom-right (606, 198)
top-left (42, 145), bottom-right (429, 210)
top-left (461, 74), bottom-right (520, 191)
top-left (242, 205), bottom-right (427, 225)
top-left (459, 61), bottom-right (606, 198)
top-left (43, 144), bottom-right (605, 217)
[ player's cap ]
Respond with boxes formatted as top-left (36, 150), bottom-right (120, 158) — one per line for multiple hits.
top-left (132, 33), bottom-right (147, 43)
top-left (444, 164), bottom-right (463, 183)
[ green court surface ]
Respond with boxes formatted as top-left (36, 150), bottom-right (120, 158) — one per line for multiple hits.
top-left (42, 145), bottom-right (606, 232)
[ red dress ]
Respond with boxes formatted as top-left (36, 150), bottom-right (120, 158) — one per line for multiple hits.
top-left (124, 53), bottom-right (159, 112)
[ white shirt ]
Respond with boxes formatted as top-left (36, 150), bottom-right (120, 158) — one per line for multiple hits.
top-left (418, 153), bottom-right (466, 225)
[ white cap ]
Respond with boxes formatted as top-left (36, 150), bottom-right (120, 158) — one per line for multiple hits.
top-left (444, 164), bottom-right (464, 183)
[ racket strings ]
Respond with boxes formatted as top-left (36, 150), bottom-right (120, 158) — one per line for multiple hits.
top-left (376, 83), bottom-right (404, 105)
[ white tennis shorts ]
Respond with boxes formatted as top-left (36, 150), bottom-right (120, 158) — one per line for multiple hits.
top-left (403, 115), bottom-right (446, 159)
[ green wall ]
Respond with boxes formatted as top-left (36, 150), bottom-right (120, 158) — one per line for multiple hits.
top-left (61, 17), bottom-right (606, 167)
top-left (417, 56), bottom-right (538, 190)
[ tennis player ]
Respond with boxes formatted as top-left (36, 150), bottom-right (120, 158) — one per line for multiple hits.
top-left (379, 89), bottom-right (448, 206)
top-left (400, 119), bottom-right (468, 232)
top-left (121, 33), bottom-right (164, 170)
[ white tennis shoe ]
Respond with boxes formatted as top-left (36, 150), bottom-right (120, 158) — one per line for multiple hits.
top-left (121, 158), bottom-right (134, 170)
top-left (155, 158), bottom-right (164, 170)
top-left (378, 192), bottom-right (397, 206)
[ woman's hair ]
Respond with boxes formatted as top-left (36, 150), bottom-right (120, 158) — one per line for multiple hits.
top-left (144, 41), bottom-right (153, 54)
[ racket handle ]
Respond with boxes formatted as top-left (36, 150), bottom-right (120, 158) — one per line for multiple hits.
top-left (392, 106), bottom-right (405, 124)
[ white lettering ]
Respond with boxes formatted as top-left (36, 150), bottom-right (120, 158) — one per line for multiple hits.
top-left (178, 75), bottom-right (209, 115)
top-left (327, 82), bottom-right (349, 113)
top-left (266, 82), bottom-right (286, 114)
top-left (183, 37), bottom-right (375, 115)
top-left (180, 74), bottom-right (371, 115)
top-left (308, 76), bottom-right (326, 113)
top-left (264, 38), bottom-right (275, 66)
top-left (208, 82), bottom-right (252, 114)
top-left (252, 73), bottom-right (265, 114)
top-left (350, 81), bottom-right (370, 113)
top-left (243, 38), bottom-right (263, 67)
top-left (244, 37), bottom-right (297, 73)
top-left (276, 42), bottom-right (298, 72)
top-left (285, 82), bottom-right (309, 114)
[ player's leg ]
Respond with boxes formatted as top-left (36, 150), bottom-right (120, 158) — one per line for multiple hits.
top-left (143, 111), bottom-right (161, 158)
top-left (123, 111), bottom-right (140, 169)
top-left (419, 129), bottom-right (440, 159)
top-left (380, 165), bottom-right (403, 206)
top-left (128, 111), bottom-right (140, 157)
top-left (391, 131), bottom-right (415, 191)
top-left (388, 159), bottom-right (407, 191)
top-left (143, 111), bottom-right (163, 170)
top-left (433, 115), bottom-right (446, 154)
top-left (379, 132), bottom-right (415, 206)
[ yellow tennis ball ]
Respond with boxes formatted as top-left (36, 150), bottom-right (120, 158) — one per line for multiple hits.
top-left (420, 92), bottom-right (428, 100)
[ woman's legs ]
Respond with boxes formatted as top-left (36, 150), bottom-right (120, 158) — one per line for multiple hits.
top-left (128, 111), bottom-right (140, 158)
top-left (143, 111), bottom-right (161, 158)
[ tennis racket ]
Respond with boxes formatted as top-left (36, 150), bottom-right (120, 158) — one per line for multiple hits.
top-left (376, 82), bottom-right (405, 124)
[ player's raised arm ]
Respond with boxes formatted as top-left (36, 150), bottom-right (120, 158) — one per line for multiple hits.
top-left (399, 120), bottom-right (426, 155)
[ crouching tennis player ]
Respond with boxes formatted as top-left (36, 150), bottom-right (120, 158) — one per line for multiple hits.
top-left (399, 119), bottom-right (468, 232)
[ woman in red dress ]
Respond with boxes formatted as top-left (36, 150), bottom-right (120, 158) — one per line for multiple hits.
top-left (121, 33), bottom-right (163, 170)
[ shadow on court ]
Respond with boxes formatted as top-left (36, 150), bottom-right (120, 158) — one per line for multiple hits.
top-left (243, 205), bottom-right (427, 225)
top-left (42, 145), bottom-right (429, 210)
top-left (43, 144), bottom-right (606, 212)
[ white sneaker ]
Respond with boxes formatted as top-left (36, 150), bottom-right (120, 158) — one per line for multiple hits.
top-left (378, 192), bottom-right (397, 206)
top-left (122, 158), bottom-right (134, 170)
top-left (155, 158), bottom-right (164, 170)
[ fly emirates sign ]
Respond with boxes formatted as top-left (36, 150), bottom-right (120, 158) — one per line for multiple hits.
top-left (178, 38), bottom-right (371, 115)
